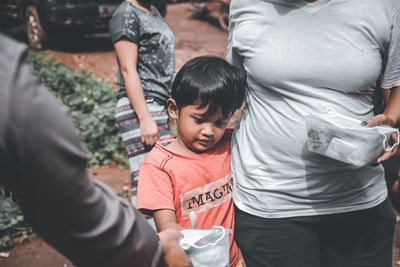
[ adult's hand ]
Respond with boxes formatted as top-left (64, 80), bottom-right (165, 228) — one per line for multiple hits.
top-left (158, 229), bottom-right (193, 267)
top-left (364, 113), bottom-right (399, 163)
top-left (140, 116), bottom-right (160, 146)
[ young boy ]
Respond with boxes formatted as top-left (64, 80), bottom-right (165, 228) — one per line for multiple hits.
top-left (136, 56), bottom-right (247, 267)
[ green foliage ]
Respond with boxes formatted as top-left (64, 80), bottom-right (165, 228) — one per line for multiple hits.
top-left (115, 180), bottom-right (133, 202)
top-left (0, 189), bottom-right (34, 249)
top-left (0, 51), bottom-right (129, 250)
top-left (26, 51), bottom-right (127, 168)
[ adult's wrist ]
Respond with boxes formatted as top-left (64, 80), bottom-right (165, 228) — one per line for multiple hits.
top-left (138, 112), bottom-right (153, 122)
top-left (384, 113), bottom-right (399, 127)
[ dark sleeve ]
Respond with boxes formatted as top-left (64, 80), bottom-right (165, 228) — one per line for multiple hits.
top-left (108, 3), bottom-right (140, 45)
top-left (0, 34), bottom-right (162, 267)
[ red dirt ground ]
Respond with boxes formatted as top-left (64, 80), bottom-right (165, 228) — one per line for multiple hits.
top-left (0, 3), bottom-right (229, 267)
top-left (46, 2), bottom-right (229, 88)
top-left (1, 2), bottom-right (399, 266)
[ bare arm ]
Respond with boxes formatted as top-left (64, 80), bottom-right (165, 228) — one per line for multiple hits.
top-left (114, 39), bottom-right (159, 145)
top-left (154, 211), bottom-right (195, 267)
top-left (366, 86), bottom-right (400, 163)
top-left (383, 86), bottom-right (400, 125)
top-left (382, 88), bottom-right (391, 105)
top-left (227, 102), bottom-right (245, 129)
top-left (154, 209), bottom-right (185, 232)
top-left (158, 229), bottom-right (194, 267)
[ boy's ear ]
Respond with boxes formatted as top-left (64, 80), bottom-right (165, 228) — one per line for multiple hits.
top-left (167, 98), bottom-right (178, 119)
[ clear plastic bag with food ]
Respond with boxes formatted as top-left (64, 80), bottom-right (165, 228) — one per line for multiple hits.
top-left (305, 109), bottom-right (399, 166)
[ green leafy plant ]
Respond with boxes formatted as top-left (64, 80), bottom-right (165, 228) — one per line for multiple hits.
top-left (26, 51), bottom-right (127, 168)
top-left (115, 180), bottom-right (133, 202)
top-left (0, 52), bottom-right (130, 250)
top-left (0, 189), bottom-right (34, 249)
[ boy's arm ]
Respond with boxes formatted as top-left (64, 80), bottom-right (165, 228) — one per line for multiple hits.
top-left (154, 209), bottom-right (185, 232)
top-left (137, 163), bottom-right (182, 232)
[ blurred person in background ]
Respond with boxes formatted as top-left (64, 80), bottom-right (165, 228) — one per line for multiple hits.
top-left (108, 0), bottom-right (175, 207)
top-left (0, 32), bottom-right (192, 267)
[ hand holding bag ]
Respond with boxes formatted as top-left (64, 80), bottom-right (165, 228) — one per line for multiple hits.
top-left (305, 109), bottom-right (399, 166)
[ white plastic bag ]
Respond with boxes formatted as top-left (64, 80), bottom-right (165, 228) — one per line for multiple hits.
top-left (179, 226), bottom-right (231, 267)
top-left (305, 109), bottom-right (399, 166)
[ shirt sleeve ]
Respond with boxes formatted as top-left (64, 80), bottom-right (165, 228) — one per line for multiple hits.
top-left (0, 34), bottom-right (161, 267)
top-left (381, 8), bottom-right (400, 89)
top-left (108, 4), bottom-right (140, 44)
top-left (137, 161), bottom-right (175, 214)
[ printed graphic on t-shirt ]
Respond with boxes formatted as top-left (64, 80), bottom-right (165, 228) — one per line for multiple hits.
top-left (159, 34), bottom-right (173, 50)
top-left (180, 174), bottom-right (233, 217)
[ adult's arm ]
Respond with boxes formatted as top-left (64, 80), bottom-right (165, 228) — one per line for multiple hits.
top-left (0, 33), bottom-right (192, 267)
top-left (366, 9), bottom-right (400, 162)
top-left (366, 86), bottom-right (400, 163)
top-left (114, 39), bottom-right (160, 146)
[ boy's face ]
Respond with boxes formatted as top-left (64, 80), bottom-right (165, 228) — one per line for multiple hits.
top-left (168, 99), bottom-right (231, 154)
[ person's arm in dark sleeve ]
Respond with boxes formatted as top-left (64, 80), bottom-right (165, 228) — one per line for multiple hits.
top-left (0, 35), bottom-right (161, 267)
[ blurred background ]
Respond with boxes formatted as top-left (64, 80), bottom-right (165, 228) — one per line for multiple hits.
top-left (0, 1), bottom-right (399, 266)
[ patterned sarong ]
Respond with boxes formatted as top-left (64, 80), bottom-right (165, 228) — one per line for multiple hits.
top-left (116, 96), bottom-right (170, 194)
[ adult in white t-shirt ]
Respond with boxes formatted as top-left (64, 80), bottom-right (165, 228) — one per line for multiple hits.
top-left (228, 0), bottom-right (400, 266)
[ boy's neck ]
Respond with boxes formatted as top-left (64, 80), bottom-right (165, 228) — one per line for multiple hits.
top-left (166, 137), bottom-right (210, 156)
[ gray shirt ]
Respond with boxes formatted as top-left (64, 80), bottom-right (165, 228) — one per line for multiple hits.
top-left (0, 33), bottom-right (162, 267)
top-left (228, 0), bottom-right (400, 218)
top-left (109, 1), bottom-right (175, 104)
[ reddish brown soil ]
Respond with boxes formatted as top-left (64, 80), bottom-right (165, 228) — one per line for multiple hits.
top-left (0, 3), bottom-right (228, 267)
top-left (46, 2), bottom-right (228, 88)
top-left (0, 167), bottom-right (131, 267)
top-left (1, 3), bottom-right (399, 266)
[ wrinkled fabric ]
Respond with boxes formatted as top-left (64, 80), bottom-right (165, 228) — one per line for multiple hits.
top-left (228, 0), bottom-right (400, 218)
top-left (0, 33), bottom-right (162, 267)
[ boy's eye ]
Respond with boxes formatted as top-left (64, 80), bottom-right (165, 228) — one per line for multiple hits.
top-left (215, 120), bottom-right (229, 127)
top-left (193, 117), bottom-right (204, 123)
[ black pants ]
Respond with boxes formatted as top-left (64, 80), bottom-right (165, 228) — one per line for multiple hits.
top-left (234, 198), bottom-right (396, 267)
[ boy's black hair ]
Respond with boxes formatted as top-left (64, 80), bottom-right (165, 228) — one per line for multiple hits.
top-left (171, 55), bottom-right (247, 118)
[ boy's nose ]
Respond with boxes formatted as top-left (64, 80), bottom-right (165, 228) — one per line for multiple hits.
top-left (201, 124), bottom-right (214, 136)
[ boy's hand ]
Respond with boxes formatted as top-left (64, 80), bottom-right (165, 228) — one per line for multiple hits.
top-left (158, 228), bottom-right (193, 267)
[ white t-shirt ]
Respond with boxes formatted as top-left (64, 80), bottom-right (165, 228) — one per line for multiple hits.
top-left (228, 0), bottom-right (400, 218)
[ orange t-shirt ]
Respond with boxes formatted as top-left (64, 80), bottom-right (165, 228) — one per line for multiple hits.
top-left (137, 131), bottom-right (238, 266)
